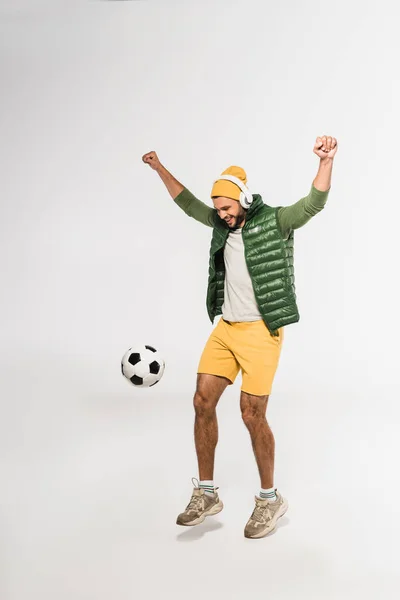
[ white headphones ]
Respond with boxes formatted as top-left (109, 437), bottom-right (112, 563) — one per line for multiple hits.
top-left (213, 174), bottom-right (253, 209)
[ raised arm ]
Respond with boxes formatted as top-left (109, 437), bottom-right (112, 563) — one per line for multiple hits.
top-left (142, 151), bottom-right (216, 228)
top-left (277, 135), bottom-right (337, 239)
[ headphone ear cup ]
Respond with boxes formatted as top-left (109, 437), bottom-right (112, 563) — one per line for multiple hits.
top-left (240, 190), bottom-right (251, 209)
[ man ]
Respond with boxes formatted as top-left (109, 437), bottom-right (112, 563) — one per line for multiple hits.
top-left (142, 136), bottom-right (337, 539)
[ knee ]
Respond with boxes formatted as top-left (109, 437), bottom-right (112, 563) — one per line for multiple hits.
top-left (193, 391), bottom-right (216, 416)
top-left (241, 408), bottom-right (261, 429)
top-left (241, 404), bottom-right (267, 429)
top-left (240, 393), bottom-right (269, 429)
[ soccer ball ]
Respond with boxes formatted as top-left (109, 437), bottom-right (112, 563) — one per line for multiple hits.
top-left (121, 345), bottom-right (165, 388)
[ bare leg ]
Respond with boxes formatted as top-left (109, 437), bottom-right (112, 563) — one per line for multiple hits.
top-left (193, 374), bottom-right (231, 481)
top-left (240, 391), bottom-right (274, 489)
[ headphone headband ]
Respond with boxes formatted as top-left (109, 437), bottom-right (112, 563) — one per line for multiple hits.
top-left (214, 174), bottom-right (253, 208)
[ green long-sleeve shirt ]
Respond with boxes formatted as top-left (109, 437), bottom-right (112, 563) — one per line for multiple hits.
top-left (173, 184), bottom-right (330, 238)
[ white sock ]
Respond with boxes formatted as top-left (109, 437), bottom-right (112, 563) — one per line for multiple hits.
top-left (199, 480), bottom-right (216, 496)
top-left (259, 487), bottom-right (277, 502)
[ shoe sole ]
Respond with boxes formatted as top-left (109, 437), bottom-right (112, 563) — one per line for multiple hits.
top-left (176, 500), bottom-right (224, 526)
top-left (244, 499), bottom-right (288, 539)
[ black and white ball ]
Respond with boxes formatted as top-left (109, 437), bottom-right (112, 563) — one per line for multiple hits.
top-left (121, 345), bottom-right (165, 388)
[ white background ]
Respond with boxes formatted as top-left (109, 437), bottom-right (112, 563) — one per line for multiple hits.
top-left (1, 1), bottom-right (399, 599)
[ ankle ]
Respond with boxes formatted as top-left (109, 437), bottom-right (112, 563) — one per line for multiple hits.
top-left (259, 486), bottom-right (277, 502)
top-left (199, 480), bottom-right (216, 496)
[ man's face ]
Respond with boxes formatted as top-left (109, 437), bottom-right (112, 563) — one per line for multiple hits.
top-left (213, 196), bottom-right (246, 229)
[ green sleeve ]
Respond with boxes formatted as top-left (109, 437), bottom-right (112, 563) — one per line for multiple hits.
top-left (173, 187), bottom-right (216, 228)
top-left (277, 184), bottom-right (330, 239)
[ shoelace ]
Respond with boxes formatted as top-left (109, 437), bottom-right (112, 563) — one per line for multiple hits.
top-left (251, 503), bottom-right (273, 524)
top-left (185, 494), bottom-right (204, 512)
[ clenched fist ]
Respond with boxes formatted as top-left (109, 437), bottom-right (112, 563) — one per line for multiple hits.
top-left (313, 136), bottom-right (338, 159)
top-left (142, 151), bottom-right (162, 171)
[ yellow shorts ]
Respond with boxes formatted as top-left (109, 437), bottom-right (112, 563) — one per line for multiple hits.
top-left (197, 318), bottom-right (284, 396)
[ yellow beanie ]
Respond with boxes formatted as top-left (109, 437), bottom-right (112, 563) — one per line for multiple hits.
top-left (211, 166), bottom-right (247, 201)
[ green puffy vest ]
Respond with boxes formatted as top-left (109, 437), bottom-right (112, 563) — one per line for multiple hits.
top-left (206, 195), bottom-right (299, 336)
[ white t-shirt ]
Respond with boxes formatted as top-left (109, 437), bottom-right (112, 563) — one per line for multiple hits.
top-left (221, 228), bottom-right (262, 322)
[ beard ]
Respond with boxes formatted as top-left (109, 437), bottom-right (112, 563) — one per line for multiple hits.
top-left (228, 209), bottom-right (246, 230)
top-left (229, 218), bottom-right (240, 230)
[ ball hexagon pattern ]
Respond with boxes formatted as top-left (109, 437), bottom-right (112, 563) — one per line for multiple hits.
top-left (121, 345), bottom-right (165, 388)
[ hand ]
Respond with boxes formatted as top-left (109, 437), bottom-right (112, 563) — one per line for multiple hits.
top-left (313, 135), bottom-right (338, 160)
top-left (142, 151), bottom-right (162, 171)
